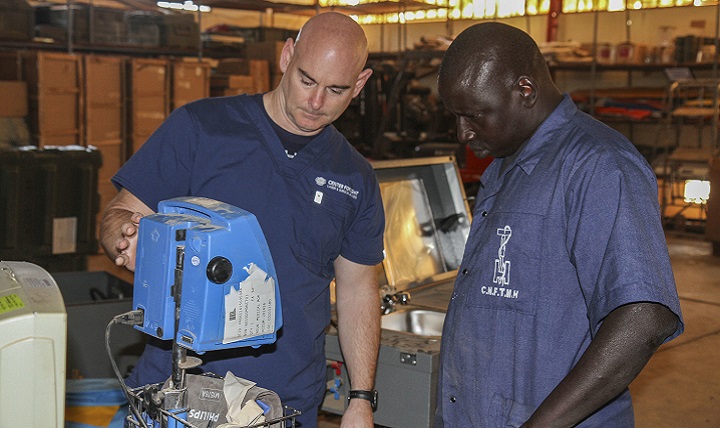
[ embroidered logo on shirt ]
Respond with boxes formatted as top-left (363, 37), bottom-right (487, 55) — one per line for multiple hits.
top-left (493, 225), bottom-right (512, 286)
top-left (481, 225), bottom-right (520, 300)
top-left (314, 176), bottom-right (359, 200)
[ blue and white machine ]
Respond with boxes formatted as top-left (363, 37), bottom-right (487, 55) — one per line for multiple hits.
top-left (122, 197), bottom-right (288, 428)
top-left (133, 196), bottom-right (282, 353)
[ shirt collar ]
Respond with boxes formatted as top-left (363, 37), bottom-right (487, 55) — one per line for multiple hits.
top-left (503, 93), bottom-right (577, 176)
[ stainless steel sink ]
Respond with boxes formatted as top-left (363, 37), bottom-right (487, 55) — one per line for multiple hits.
top-left (381, 308), bottom-right (446, 337)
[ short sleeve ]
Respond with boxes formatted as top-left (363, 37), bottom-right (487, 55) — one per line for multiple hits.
top-left (566, 149), bottom-right (684, 341)
top-left (339, 174), bottom-right (386, 267)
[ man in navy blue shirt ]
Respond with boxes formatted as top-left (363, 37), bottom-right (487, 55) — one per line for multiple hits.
top-left (435, 22), bottom-right (683, 427)
top-left (100, 12), bottom-right (384, 428)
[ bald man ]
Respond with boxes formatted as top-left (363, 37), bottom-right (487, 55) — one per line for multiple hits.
top-left (101, 12), bottom-right (382, 427)
top-left (435, 22), bottom-right (683, 427)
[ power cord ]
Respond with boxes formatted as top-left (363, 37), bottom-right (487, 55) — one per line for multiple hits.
top-left (105, 310), bottom-right (149, 428)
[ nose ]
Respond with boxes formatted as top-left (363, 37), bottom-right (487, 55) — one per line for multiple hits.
top-left (308, 88), bottom-right (325, 111)
top-left (456, 117), bottom-right (476, 144)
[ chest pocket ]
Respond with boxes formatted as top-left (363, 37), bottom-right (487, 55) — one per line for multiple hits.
top-left (461, 211), bottom-right (543, 315)
top-left (295, 194), bottom-right (354, 279)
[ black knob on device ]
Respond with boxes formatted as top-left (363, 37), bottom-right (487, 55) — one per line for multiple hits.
top-left (207, 256), bottom-right (233, 284)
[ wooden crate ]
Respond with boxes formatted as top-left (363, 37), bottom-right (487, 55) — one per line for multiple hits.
top-left (96, 180), bottom-right (119, 244)
top-left (172, 60), bottom-right (211, 110)
top-left (246, 41), bottom-right (285, 74)
top-left (127, 57), bottom-right (169, 155)
top-left (20, 52), bottom-right (83, 147)
top-left (84, 55), bottom-right (126, 179)
top-left (211, 59), bottom-right (270, 97)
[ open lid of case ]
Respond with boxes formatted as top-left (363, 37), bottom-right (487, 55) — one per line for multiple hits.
top-left (373, 156), bottom-right (472, 292)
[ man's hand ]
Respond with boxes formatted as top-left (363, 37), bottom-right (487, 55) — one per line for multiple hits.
top-left (113, 212), bottom-right (143, 271)
top-left (340, 398), bottom-right (374, 428)
top-left (100, 189), bottom-right (154, 273)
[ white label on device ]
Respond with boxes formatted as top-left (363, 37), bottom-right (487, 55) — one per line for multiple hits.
top-left (223, 263), bottom-right (275, 344)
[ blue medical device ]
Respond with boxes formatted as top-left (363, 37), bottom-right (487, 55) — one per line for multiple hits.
top-left (132, 196), bottom-right (282, 354)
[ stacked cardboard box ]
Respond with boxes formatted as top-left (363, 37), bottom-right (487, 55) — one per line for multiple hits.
top-left (246, 41), bottom-right (285, 90)
top-left (127, 57), bottom-right (169, 154)
top-left (211, 58), bottom-right (270, 96)
top-left (172, 59), bottom-right (211, 109)
top-left (83, 55), bottom-right (126, 233)
top-left (0, 80), bottom-right (31, 148)
top-left (1, 52), bottom-right (84, 148)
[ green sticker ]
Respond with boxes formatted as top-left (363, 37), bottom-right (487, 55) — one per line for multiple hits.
top-left (0, 294), bottom-right (25, 314)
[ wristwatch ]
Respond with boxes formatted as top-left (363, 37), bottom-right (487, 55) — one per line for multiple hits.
top-left (347, 389), bottom-right (378, 412)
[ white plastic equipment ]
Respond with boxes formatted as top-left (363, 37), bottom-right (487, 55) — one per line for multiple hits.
top-left (0, 261), bottom-right (67, 428)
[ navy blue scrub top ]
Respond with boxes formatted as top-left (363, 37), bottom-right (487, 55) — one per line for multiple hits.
top-left (112, 94), bottom-right (385, 422)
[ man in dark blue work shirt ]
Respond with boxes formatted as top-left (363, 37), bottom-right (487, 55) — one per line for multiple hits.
top-left (100, 12), bottom-right (384, 428)
top-left (435, 22), bottom-right (683, 427)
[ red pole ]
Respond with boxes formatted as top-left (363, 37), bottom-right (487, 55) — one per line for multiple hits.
top-left (546, 0), bottom-right (562, 42)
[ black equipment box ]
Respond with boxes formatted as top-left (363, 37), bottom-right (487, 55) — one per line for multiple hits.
top-left (0, 147), bottom-right (101, 272)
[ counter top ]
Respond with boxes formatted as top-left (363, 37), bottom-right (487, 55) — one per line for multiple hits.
top-left (327, 279), bottom-right (456, 356)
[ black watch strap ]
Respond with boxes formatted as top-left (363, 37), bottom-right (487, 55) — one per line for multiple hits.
top-left (347, 389), bottom-right (378, 411)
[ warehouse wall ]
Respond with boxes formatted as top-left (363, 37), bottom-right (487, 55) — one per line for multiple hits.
top-left (361, 6), bottom-right (718, 52)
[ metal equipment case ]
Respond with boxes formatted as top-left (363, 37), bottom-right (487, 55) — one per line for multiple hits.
top-left (323, 156), bottom-right (472, 427)
top-left (53, 270), bottom-right (145, 379)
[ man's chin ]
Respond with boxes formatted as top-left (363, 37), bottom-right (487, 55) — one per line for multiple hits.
top-left (294, 119), bottom-right (327, 135)
top-left (471, 148), bottom-right (491, 158)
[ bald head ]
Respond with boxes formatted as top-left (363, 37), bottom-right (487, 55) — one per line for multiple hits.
top-left (295, 12), bottom-right (369, 75)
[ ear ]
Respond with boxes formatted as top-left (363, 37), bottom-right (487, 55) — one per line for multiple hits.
top-left (517, 76), bottom-right (537, 107)
top-left (279, 38), bottom-right (295, 74)
top-left (352, 68), bottom-right (374, 98)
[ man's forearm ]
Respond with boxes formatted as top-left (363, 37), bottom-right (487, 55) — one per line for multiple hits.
top-left (334, 258), bottom-right (381, 391)
top-left (523, 303), bottom-right (679, 428)
top-left (336, 288), bottom-right (380, 390)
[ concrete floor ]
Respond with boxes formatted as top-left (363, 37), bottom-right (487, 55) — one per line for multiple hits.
top-left (630, 232), bottom-right (720, 427)
top-left (318, 232), bottom-right (720, 427)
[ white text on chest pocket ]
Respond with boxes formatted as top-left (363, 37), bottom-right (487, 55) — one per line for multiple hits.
top-left (464, 212), bottom-right (543, 315)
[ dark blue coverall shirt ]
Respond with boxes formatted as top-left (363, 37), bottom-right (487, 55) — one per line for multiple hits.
top-left (436, 95), bottom-right (684, 427)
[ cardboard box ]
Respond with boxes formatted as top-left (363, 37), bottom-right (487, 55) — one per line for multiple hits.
top-left (615, 42), bottom-right (648, 64)
top-left (216, 58), bottom-right (251, 75)
top-left (212, 59), bottom-right (269, 94)
top-left (246, 41), bottom-right (285, 73)
top-left (0, 81), bottom-right (28, 117)
top-left (128, 58), bottom-right (169, 154)
top-left (172, 60), bottom-right (210, 109)
top-left (20, 52), bottom-right (83, 147)
top-left (84, 55), bottom-right (125, 145)
top-left (705, 157), bottom-right (720, 247)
